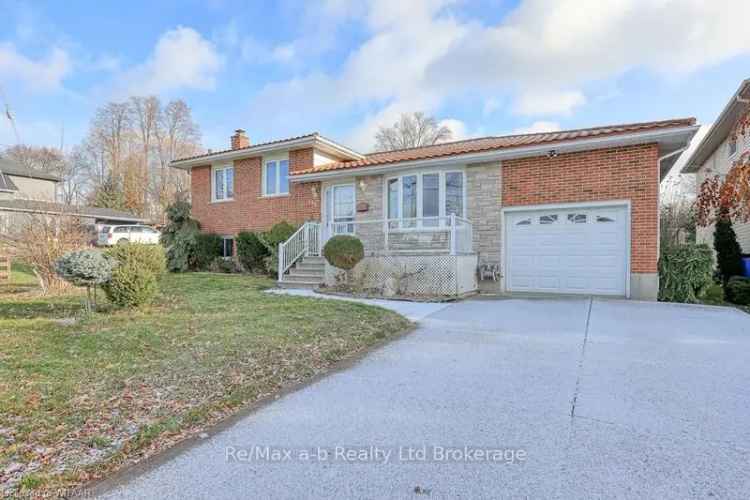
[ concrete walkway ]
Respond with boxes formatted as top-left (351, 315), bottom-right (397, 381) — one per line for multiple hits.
top-left (95, 298), bottom-right (750, 499)
top-left (266, 288), bottom-right (452, 321)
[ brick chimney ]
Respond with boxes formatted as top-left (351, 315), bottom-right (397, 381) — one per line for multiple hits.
top-left (230, 129), bottom-right (250, 150)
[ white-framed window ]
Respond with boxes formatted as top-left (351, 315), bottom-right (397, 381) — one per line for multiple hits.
top-left (729, 138), bottom-right (738, 158)
top-left (385, 170), bottom-right (465, 229)
top-left (212, 165), bottom-right (234, 202)
top-left (263, 158), bottom-right (289, 196)
top-left (221, 236), bottom-right (234, 258)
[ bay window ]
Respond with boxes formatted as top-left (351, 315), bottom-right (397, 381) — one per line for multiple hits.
top-left (263, 159), bottom-right (289, 196)
top-left (386, 170), bottom-right (465, 228)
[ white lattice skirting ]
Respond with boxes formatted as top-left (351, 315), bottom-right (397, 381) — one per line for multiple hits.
top-left (325, 254), bottom-right (478, 297)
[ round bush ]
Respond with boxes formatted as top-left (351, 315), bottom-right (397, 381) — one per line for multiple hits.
top-left (322, 235), bottom-right (364, 271)
top-left (104, 261), bottom-right (157, 308)
top-left (105, 243), bottom-right (166, 279)
top-left (263, 221), bottom-right (297, 248)
top-left (55, 250), bottom-right (115, 287)
top-left (236, 231), bottom-right (269, 272)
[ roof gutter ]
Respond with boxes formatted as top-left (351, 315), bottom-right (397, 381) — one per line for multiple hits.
top-left (0, 205), bottom-right (144, 222)
top-left (291, 125), bottom-right (700, 182)
top-left (682, 79), bottom-right (750, 173)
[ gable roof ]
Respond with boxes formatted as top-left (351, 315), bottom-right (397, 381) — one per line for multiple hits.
top-left (0, 157), bottom-right (61, 182)
top-left (0, 199), bottom-right (145, 222)
top-left (170, 133), bottom-right (365, 169)
top-left (681, 79), bottom-right (750, 173)
top-left (291, 118), bottom-right (698, 179)
top-left (0, 172), bottom-right (18, 192)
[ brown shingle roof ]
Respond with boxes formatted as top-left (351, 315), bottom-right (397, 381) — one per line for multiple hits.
top-left (292, 118), bottom-right (697, 176)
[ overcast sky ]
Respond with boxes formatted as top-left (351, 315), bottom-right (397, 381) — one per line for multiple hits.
top-left (1, 0), bottom-right (749, 159)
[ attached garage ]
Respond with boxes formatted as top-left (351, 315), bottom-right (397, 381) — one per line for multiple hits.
top-left (504, 203), bottom-right (629, 297)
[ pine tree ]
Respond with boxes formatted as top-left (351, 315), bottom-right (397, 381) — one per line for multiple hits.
top-left (714, 210), bottom-right (744, 300)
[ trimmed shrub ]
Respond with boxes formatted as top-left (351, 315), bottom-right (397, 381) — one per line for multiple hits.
top-left (323, 235), bottom-right (365, 271)
top-left (194, 233), bottom-right (223, 270)
top-left (55, 250), bottom-right (115, 287)
top-left (262, 221), bottom-right (297, 248)
top-left (658, 243), bottom-right (714, 303)
top-left (714, 212), bottom-right (744, 301)
top-left (105, 243), bottom-right (166, 279)
top-left (161, 201), bottom-right (201, 272)
top-left (55, 250), bottom-right (115, 310)
top-left (726, 276), bottom-right (750, 305)
top-left (236, 231), bottom-right (269, 272)
top-left (103, 260), bottom-right (157, 308)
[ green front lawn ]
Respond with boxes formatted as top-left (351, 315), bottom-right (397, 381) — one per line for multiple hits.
top-left (700, 282), bottom-right (750, 313)
top-left (0, 273), bottom-right (412, 496)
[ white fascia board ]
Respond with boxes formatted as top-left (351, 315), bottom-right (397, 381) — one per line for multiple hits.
top-left (681, 79), bottom-right (750, 174)
top-left (291, 125), bottom-right (700, 183)
top-left (170, 136), bottom-right (364, 170)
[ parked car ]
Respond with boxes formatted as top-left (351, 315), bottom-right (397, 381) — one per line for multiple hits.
top-left (98, 225), bottom-right (161, 246)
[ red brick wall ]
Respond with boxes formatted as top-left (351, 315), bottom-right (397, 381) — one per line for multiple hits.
top-left (502, 144), bottom-right (659, 273)
top-left (191, 147), bottom-right (321, 236)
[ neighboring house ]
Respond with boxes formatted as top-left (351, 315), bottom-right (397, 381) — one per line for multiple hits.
top-left (0, 157), bottom-right (144, 235)
top-left (681, 78), bottom-right (750, 252)
top-left (171, 120), bottom-right (698, 300)
top-left (0, 157), bottom-right (59, 202)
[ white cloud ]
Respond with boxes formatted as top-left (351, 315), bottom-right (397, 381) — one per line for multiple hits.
top-left (511, 121), bottom-right (561, 135)
top-left (428, 0), bottom-right (750, 108)
top-left (439, 118), bottom-right (469, 141)
top-left (0, 43), bottom-right (71, 91)
top-left (514, 89), bottom-right (586, 116)
top-left (123, 27), bottom-right (224, 95)
top-left (247, 0), bottom-right (750, 149)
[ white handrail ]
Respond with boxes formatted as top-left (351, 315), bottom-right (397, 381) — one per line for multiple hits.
top-left (278, 222), bottom-right (321, 281)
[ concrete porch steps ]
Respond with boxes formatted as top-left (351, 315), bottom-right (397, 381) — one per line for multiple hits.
top-left (277, 255), bottom-right (325, 290)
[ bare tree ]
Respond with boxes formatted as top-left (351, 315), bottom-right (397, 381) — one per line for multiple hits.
top-left (374, 112), bottom-right (452, 152)
top-left (82, 97), bottom-right (201, 219)
top-left (130, 96), bottom-right (161, 210)
top-left (0, 210), bottom-right (88, 294)
top-left (154, 100), bottom-right (200, 218)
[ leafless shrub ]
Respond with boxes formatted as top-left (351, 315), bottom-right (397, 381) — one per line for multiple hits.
top-left (0, 211), bottom-right (89, 294)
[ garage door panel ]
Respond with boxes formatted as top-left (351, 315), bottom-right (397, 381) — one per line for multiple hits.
top-left (506, 205), bottom-right (628, 296)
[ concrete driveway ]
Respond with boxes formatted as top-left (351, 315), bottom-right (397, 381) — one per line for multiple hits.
top-left (96, 298), bottom-right (750, 499)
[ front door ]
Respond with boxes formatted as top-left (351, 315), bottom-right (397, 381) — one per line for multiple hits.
top-left (325, 184), bottom-right (355, 236)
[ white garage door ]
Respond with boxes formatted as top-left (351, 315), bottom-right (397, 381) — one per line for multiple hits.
top-left (505, 204), bottom-right (629, 296)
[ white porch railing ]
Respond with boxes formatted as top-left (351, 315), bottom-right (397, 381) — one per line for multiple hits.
top-left (278, 222), bottom-right (322, 281)
top-left (321, 215), bottom-right (474, 256)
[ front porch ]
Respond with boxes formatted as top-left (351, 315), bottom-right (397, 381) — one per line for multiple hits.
top-left (277, 217), bottom-right (479, 297)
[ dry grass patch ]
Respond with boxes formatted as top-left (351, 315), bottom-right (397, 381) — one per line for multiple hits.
top-left (0, 272), bottom-right (411, 496)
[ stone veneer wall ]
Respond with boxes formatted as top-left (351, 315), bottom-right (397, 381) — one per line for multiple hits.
top-left (466, 162), bottom-right (502, 269)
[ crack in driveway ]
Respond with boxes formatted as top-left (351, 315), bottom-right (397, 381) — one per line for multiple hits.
top-left (570, 297), bottom-right (594, 419)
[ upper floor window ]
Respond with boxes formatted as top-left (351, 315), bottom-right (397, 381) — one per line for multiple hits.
top-left (264, 159), bottom-right (289, 196)
top-left (729, 138), bottom-right (738, 158)
top-left (213, 165), bottom-right (234, 201)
